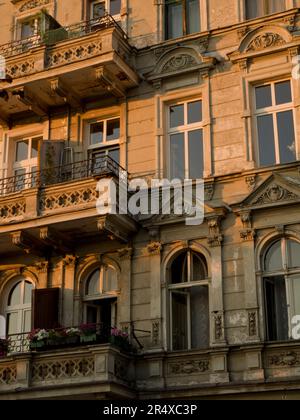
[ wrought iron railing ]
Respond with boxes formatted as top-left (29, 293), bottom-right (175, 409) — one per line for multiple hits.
top-left (0, 154), bottom-right (124, 197)
top-left (0, 15), bottom-right (126, 59)
top-left (0, 35), bottom-right (42, 58)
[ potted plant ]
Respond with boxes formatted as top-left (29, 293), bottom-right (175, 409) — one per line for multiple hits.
top-left (79, 324), bottom-right (97, 344)
top-left (109, 328), bottom-right (131, 352)
top-left (65, 328), bottom-right (81, 345)
top-left (28, 329), bottom-right (49, 350)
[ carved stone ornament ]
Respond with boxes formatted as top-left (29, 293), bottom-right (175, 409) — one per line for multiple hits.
top-left (18, 0), bottom-right (50, 13)
top-left (207, 217), bottom-right (223, 247)
top-left (248, 312), bottom-right (257, 337)
top-left (147, 242), bottom-right (162, 255)
top-left (168, 360), bottom-right (210, 375)
top-left (162, 54), bottom-right (198, 73)
top-left (269, 352), bottom-right (300, 367)
top-left (252, 184), bottom-right (297, 206)
top-left (214, 313), bottom-right (224, 341)
top-left (246, 33), bottom-right (285, 52)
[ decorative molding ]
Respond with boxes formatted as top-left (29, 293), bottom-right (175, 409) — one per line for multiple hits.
top-left (63, 255), bottom-right (77, 268)
top-left (239, 210), bottom-right (256, 242)
top-left (39, 186), bottom-right (98, 213)
top-left (35, 261), bottom-right (49, 274)
top-left (252, 184), bottom-right (297, 206)
top-left (168, 360), bottom-right (210, 375)
top-left (0, 365), bottom-right (17, 385)
top-left (147, 242), bottom-right (162, 255)
top-left (117, 247), bottom-right (133, 260)
top-left (205, 182), bottom-right (215, 201)
top-left (245, 175), bottom-right (257, 192)
top-left (7, 60), bottom-right (35, 78)
top-left (18, 0), bottom-right (50, 12)
top-left (151, 319), bottom-right (160, 346)
top-left (162, 54), bottom-right (197, 73)
top-left (246, 33), bottom-right (285, 52)
top-left (248, 312), bottom-right (257, 337)
top-left (31, 357), bottom-right (94, 382)
top-left (213, 312), bottom-right (224, 341)
top-left (268, 352), bottom-right (300, 367)
top-left (207, 216), bottom-right (223, 247)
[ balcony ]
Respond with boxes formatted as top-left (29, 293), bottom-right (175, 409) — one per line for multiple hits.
top-left (0, 15), bottom-right (139, 126)
top-left (0, 154), bottom-right (137, 256)
top-left (0, 327), bottom-right (135, 399)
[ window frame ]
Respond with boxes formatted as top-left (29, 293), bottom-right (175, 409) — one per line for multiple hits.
top-left (244, 0), bottom-right (288, 20)
top-left (262, 238), bottom-right (300, 342)
top-left (89, 0), bottom-right (121, 20)
top-left (167, 98), bottom-right (204, 180)
top-left (164, 0), bottom-right (201, 40)
top-left (168, 249), bottom-right (210, 351)
top-left (83, 265), bottom-right (120, 301)
top-left (252, 78), bottom-right (297, 167)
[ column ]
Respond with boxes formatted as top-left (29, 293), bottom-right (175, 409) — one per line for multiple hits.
top-left (62, 255), bottom-right (77, 327)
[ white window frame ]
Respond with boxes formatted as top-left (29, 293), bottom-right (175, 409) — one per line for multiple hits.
top-left (90, 0), bottom-right (121, 20)
top-left (87, 116), bottom-right (120, 150)
top-left (84, 265), bottom-right (120, 302)
top-left (168, 250), bottom-right (210, 351)
top-left (167, 98), bottom-right (204, 180)
top-left (253, 79), bottom-right (297, 167)
top-left (263, 238), bottom-right (300, 341)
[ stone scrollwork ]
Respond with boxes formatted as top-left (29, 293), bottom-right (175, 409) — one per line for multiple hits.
top-left (252, 184), bottom-right (297, 206)
top-left (162, 54), bottom-right (198, 73)
top-left (18, 0), bottom-right (50, 13)
top-left (168, 360), bottom-right (210, 375)
top-left (246, 33), bottom-right (286, 52)
top-left (269, 352), bottom-right (300, 367)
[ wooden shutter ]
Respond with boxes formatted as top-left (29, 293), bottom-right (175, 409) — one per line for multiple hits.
top-left (32, 288), bottom-right (60, 329)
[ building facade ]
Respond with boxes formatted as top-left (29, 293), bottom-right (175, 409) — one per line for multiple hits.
top-left (1, 0), bottom-right (300, 400)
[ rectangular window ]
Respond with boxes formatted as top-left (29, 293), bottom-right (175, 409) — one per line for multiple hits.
top-left (12, 136), bottom-right (41, 193)
top-left (254, 80), bottom-right (296, 167)
top-left (168, 100), bottom-right (204, 179)
top-left (165, 0), bottom-right (200, 40)
top-left (88, 117), bottom-right (120, 173)
top-left (246, 0), bottom-right (286, 19)
top-left (90, 0), bottom-right (121, 19)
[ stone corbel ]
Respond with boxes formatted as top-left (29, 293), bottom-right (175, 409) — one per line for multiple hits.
top-left (12, 86), bottom-right (48, 117)
top-left (63, 255), bottom-right (78, 268)
top-left (207, 216), bottom-right (223, 247)
top-left (147, 241), bottom-right (162, 256)
top-left (95, 66), bottom-right (125, 98)
top-left (117, 247), bottom-right (133, 260)
top-left (11, 230), bottom-right (45, 256)
top-left (238, 210), bottom-right (256, 242)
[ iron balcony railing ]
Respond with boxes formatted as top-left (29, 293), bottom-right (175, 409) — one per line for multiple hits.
top-left (0, 14), bottom-right (125, 59)
top-left (0, 154), bottom-right (124, 197)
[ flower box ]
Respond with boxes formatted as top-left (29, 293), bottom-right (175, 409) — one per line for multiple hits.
top-left (80, 334), bottom-right (97, 343)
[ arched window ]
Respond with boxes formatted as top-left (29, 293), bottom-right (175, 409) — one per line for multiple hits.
top-left (263, 238), bottom-right (300, 341)
top-left (5, 279), bottom-right (33, 336)
top-left (168, 249), bottom-right (209, 351)
top-left (83, 264), bottom-right (119, 332)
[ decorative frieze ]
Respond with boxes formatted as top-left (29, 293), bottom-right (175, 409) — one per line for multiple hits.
top-left (46, 40), bottom-right (102, 68)
top-left (39, 186), bottom-right (98, 213)
top-left (252, 184), bottom-right (297, 206)
top-left (31, 357), bottom-right (94, 382)
top-left (246, 33), bottom-right (286, 52)
top-left (0, 201), bottom-right (26, 220)
top-left (168, 359), bottom-right (210, 375)
top-left (268, 352), bottom-right (300, 367)
top-left (18, 0), bottom-right (50, 12)
top-left (0, 365), bottom-right (17, 385)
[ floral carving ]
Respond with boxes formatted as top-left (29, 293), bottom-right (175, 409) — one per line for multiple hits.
top-left (19, 0), bottom-right (50, 12)
top-left (162, 54), bottom-right (198, 73)
top-left (168, 360), bottom-right (210, 375)
top-left (246, 33), bottom-right (285, 52)
top-left (252, 184), bottom-right (297, 205)
top-left (269, 352), bottom-right (300, 367)
top-left (248, 312), bottom-right (257, 337)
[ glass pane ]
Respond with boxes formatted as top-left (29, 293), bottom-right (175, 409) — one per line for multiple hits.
top-left (246, 0), bottom-right (264, 19)
top-left (265, 276), bottom-right (289, 341)
top-left (107, 119), bottom-right (120, 141)
top-left (166, 0), bottom-right (183, 39)
top-left (186, 0), bottom-right (200, 34)
top-left (8, 282), bottom-right (22, 306)
top-left (287, 240), bottom-right (300, 269)
top-left (188, 100), bottom-right (202, 124)
top-left (275, 81), bottom-right (292, 105)
top-left (86, 269), bottom-right (100, 295)
top-left (265, 241), bottom-right (283, 271)
top-left (192, 253), bottom-right (207, 281)
top-left (171, 252), bottom-right (188, 284)
top-left (23, 310), bottom-right (31, 333)
top-left (16, 140), bottom-right (29, 162)
top-left (277, 111), bottom-right (296, 164)
top-left (92, 1), bottom-right (105, 18)
top-left (188, 129), bottom-right (203, 179)
top-left (110, 0), bottom-right (121, 15)
top-left (90, 122), bottom-right (104, 145)
top-left (170, 133), bottom-right (185, 179)
top-left (103, 266), bottom-right (118, 292)
top-left (170, 104), bottom-right (184, 128)
top-left (256, 85), bottom-right (272, 109)
top-left (257, 114), bottom-right (276, 166)
top-left (289, 275), bottom-right (300, 329)
top-left (108, 148), bottom-right (120, 164)
top-left (7, 313), bottom-right (19, 335)
top-left (31, 138), bottom-right (39, 159)
top-left (172, 292), bottom-right (188, 350)
top-left (269, 0), bottom-right (285, 14)
top-left (87, 306), bottom-right (98, 324)
top-left (21, 20), bottom-right (35, 39)
top-left (190, 286), bottom-right (209, 349)
top-left (24, 281), bottom-right (33, 304)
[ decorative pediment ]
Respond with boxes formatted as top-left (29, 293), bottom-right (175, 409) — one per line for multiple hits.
top-left (146, 46), bottom-right (216, 88)
top-left (12, 0), bottom-right (51, 12)
top-left (228, 25), bottom-right (295, 68)
top-left (235, 173), bottom-right (300, 211)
